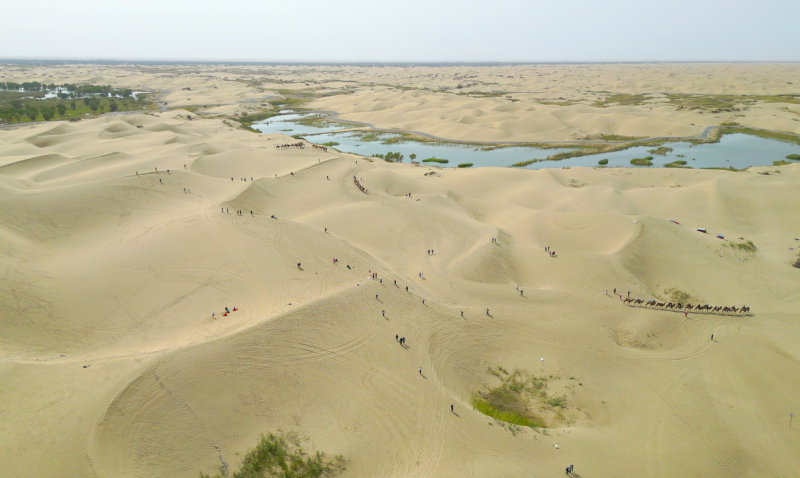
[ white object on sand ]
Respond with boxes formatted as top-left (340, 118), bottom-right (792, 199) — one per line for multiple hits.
top-left (541, 358), bottom-right (544, 362)
top-left (554, 444), bottom-right (559, 449)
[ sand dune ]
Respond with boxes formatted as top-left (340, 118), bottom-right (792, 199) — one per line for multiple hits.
top-left (2, 65), bottom-right (800, 478)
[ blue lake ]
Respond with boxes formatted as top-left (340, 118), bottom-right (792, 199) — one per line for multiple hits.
top-left (253, 112), bottom-right (800, 170)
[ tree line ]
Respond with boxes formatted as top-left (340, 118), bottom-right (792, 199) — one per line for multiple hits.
top-left (0, 97), bottom-right (122, 123)
top-left (0, 81), bottom-right (133, 98)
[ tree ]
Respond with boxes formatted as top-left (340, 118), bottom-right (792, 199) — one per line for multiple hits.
top-left (70, 100), bottom-right (76, 110)
top-left (41, 107), bottom-right (54, 121)
top-left (409, 153), bottom-right (417, 161)
top-left (109, 99), bottom-right (118, 112)
top-left (11, 99), bottom-right (22, 110)
top-left (26, 106), bottom-right (38, 121)
top-left (88, 98), bottom-right (100, 112)
top-left (56, 103), bottom-right (67, 116)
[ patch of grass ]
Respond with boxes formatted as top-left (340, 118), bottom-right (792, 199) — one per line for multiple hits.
top-left (598, 159), bottom-right (608, 165)
top-left (199, 431), bottom-right (345, 478)
top-left (594, 93), bottom-right (650, 107)
top-left (321, 141), bottom-right (340, 147)
top-left (662, 287), bottom-right (698, 304)
top-left (773, 160), bottom-right (792, 166)
top-left (458, 163), bottom-right (474, 168)
top-left (422, 158), bottom-right (449, 164)
top-left (471, 396), bottom-right (541, 427)
top-left (786, 154), bottom-right (800, 160)
top-left (725, 239), bottom-right (757, 254)
top-left (630, 156), bottom-right (654, 166)
top-left (599, 134), bottom-right (646, 141)
top-left (668, 94), bottom-right (744, 111)
top-left (472, 367), bottom-right (571, 429)
top-left (648, 146), bottom-right (673, 155)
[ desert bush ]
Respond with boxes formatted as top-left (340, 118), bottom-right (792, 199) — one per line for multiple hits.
top-left (199, 431), bottom-right (345, 478)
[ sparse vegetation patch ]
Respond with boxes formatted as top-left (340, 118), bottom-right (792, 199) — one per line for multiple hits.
top-left (472, 366), bottom-right (571, 429)
top-left (199, 431), bottom-right (345, 478)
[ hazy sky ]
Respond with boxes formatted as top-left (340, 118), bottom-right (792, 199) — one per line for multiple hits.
top-left (3, 0), bottom-right (799, 62)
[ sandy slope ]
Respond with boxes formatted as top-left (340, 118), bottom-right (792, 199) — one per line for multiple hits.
top-left (1, 107), bottom-right (800, 478)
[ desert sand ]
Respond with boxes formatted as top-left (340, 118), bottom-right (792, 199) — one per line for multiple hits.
top-left (2, 64), bottom-right (800, 478)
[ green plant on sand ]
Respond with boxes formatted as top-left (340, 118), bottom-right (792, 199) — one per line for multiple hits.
top-left (598, 159), bottom-right (608, 165)
top-left (786, 154), bottom-right (800, 160)
top-left (724, 239), bottom-right (757, 254)
top-left (422, 158), bottom-right (449, 164)
top-left (471, 367), bottom-right (570, 429)
top-left (199, 431), bottom-right (345, 478)
top-left (458, 163), bottom-right (473, 168)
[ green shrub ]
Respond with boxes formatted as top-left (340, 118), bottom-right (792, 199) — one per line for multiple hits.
top-left (457, 163), bottom-right (473, 168)
top-left (422, 158), bottom-right (449, 164)
top-left (598, 159), bottom-right (608, 165)
top-left (773, 160), bottom-right (791, 166)
top-left (785, 154), bottom-right (800, 160)
top-left (630, 156), bottom-right (653, 166)
top-left (725, 239), bottom-right (757, 254)
top-left (199, 431), bottom-right (345, 478)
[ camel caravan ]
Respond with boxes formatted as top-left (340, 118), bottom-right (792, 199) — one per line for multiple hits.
top-left (624, 298), bottom-right (750, 315)
top-left (353, 175), bottom-right (367, 194)
top-left (276, 142), bottom-right (305, 149)
top-left (312, 144), bottom-right (328, 152)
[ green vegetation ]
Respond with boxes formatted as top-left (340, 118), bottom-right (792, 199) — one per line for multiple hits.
top-left (725, 239), bottom-right (757, 254)
top-left (471, 366), bottom-right (570, 429)
top-left (648, 146), bottom-right (673, 155)
top-left (320, 142), bottom-right (339, 147)
top-left (0, 84), bottom-right (152, 124)
top-left (371, 151), bottom-right (404, 162)
top-left (409, 153), bottom-right (417, 161)
top-left (293, 116), bottom-right (351, 129)
top-left (665, 160), bottom-right (690, 168)
top-left (668, 93), bottom-right (800, 112)
top-left (593, 93), bottom-right (651, 107)
top-left (599, 134), bottom-right (645, 141)
top-left (471, 396), bottom-right (540, 428)
top-left (235, 111), bottom-right (279, 132)
top-left (786, 154), bottom-right (800, 160)
top-left (455, 90), bottom-right (507, 98)
top-left (458, 163), bottom-right (473, 168)
top-left (199, 431), bottom-right (345, 478)
top-left (422, 158), bottom-right (449, 164)
top-left (630, 156), bottom-right (654, 166)
top-left (773, 160), bottom-right (792, 166)
top-left (598, 159), bottom-right (608, 165)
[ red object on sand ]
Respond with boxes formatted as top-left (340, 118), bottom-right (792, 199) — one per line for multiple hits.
top-left (223, 312), bottom-right (228, 316)
top-left (233, 308), bottom-right (238, 311)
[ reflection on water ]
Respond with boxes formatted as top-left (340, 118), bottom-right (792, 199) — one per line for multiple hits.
top-left (253, 112), bottom-right (800, 170)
